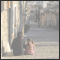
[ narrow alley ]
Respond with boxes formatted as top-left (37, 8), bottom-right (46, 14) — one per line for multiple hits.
top-left (1, 1), bottom-right (59, 59)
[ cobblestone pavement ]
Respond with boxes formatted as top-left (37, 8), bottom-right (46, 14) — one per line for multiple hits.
top-left (1, 21), bottom-right (59, 59)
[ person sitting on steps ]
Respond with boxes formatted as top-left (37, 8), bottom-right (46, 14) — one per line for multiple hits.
top-left (24, 38), bottom-right (35, 55)
top-left (11, 32), bottom-right (25, 56)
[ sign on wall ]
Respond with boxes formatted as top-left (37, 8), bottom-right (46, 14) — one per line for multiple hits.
top-left (1, 1), bottom-right (4, 12)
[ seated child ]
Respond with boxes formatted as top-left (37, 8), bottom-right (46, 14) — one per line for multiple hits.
top-left (24, 38), bottom-right (35, 55)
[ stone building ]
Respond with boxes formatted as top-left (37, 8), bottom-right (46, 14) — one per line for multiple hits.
top-left (1, 1), bottom-right (12, 56)
top-left (1, 1), bottom-right (21, 56)
top-left (39, 1), bottom-right (59, 30)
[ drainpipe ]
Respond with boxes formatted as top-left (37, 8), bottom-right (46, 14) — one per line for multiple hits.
top-left (2, 1), bottom-right (11, 56)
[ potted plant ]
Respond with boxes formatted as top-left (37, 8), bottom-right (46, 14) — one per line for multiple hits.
top-left (24, 24), bottom-right (30, 33)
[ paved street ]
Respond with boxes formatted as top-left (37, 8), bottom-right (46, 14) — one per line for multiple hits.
top-left (1, 21), bottom-right (59, 59)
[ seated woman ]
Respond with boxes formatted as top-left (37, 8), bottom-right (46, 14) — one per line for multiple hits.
top-left (24, 38), bottom-right (35, 55)
top-left (11, 32), bottom-right (25, 56)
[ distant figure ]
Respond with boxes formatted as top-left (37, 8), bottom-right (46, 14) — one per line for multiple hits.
top-left (36, 8), bottom-right (38, 22)
top-left (36, 7), bottom-right (40, 24)
top-left (24, 38), bottom-right (35, 55)
top-left (11, 32), bottom-right (25, 56)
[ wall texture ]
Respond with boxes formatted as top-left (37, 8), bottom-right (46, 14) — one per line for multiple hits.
top-left (1, 1), bottom-right (11, 55)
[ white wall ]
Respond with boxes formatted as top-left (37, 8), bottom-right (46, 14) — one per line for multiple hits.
top-left (43, 1), bottom-right (49, 8)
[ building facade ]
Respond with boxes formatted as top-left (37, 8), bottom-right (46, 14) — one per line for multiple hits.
top-left (1, 1), bottom-right (22, 56)
top-left (39, 1), bottom-right (59, 30)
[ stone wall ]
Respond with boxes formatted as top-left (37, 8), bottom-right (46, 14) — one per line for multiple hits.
top-left (39, 11), bottom-right (59, 29)
top-left (1, 1), bottom-right (25, 56)
top-left (1, 1), bottom-right (11, 56)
